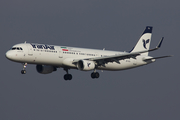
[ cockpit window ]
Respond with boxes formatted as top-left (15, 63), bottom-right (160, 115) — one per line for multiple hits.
top-left (11, 47), bottom-right (23, 50)
top-left (11, 47), bottom-right (16, 50)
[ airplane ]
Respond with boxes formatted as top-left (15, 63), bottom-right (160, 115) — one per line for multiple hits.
top-left (5, 26), bottom-right (171, 80)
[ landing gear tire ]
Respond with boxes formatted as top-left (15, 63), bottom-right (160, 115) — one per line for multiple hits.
top-left (21, 70), bottom-right (26, 74)
top-left (95, 72), bottom-right (99, 78)
top-left (21, 63), bottom-right (27, 74)
top-left (91, 73), bottom-right (95, 79)
top-left (91, 72), bottom-right (99, 79)
top-left (64, 74), bottom-right (72, 80)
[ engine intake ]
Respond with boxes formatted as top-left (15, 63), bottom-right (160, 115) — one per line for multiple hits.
top-left (36, 65), bottom-right (56, 74)
top-left (77, 60), bottom-right (95, 71)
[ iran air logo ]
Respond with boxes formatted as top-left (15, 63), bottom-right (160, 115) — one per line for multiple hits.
top-left (142, 39), bottom-right (150, 49)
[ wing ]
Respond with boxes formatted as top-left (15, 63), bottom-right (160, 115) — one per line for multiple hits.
top-left (86, 52), bottom-right (140, 66)
top-left (73, 38), bottom-right (164, 66)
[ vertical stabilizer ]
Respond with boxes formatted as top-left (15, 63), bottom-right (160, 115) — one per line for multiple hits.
top-left (130, 26), bottom-right (153, 56)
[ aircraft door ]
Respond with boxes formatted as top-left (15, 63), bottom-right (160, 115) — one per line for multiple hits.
top-left (58, 47), bottom-right (63, 58)
top-left (26, 44), bottom-right (33, 56)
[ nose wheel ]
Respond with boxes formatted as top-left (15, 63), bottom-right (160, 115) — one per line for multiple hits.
top-left (21, 70), bottom-right (26, 74)
top-left (21, 63), bottom-right (27, 74)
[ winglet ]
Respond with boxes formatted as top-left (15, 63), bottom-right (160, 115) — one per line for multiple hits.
top-left (156, 37), bottom-right (164, 48)
top-left (148, 37), bottom-right (164, 52)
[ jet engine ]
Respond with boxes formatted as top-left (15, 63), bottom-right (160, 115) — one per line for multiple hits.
top-left (36, 65), bottom-right (57, 74)
top-left (77, 60), bottom-right (95, 71)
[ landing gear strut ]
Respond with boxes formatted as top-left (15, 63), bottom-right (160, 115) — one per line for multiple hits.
top-left (63, 68), bottom-right (72, 80)
top-left (21, 63), bottom-right (27, 74)
top-left (91, 70), bottom-right (100, 79)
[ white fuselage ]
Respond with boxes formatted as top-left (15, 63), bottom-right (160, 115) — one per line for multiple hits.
top-left (6, 43), bottom-right (152, 71)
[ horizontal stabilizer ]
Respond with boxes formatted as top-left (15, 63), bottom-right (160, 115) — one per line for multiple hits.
top-left (143, 55), bottom-right (172, 62)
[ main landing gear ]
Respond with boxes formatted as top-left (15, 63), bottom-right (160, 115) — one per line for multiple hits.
top-left (91, 70), bottom-right (100, 79)
top-left (63, 68), bottom-right (72, 81)
top-left (63, 69), bottom-right (100, 80)
top-left (21, 63), bottom-right (27, 74)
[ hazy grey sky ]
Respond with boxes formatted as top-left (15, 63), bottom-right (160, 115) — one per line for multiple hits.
top-left (0, 0), bottom-right (179, 120)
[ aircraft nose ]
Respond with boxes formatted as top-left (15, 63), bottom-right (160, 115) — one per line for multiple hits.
top-left (5, 51), bottom-right (13, 60)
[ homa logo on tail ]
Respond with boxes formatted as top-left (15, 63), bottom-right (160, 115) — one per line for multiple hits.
top-left (142, 39), bottom-right (150, 49)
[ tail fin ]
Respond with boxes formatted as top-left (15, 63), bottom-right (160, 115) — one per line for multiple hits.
top-left (130, 26), bottom-right (153, 56)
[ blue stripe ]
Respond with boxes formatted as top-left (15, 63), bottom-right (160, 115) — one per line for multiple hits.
top-left (142, 26), bottom-right (153, 35)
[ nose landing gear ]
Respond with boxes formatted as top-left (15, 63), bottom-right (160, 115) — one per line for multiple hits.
top-left (21, 63), bottom-right (27, 74)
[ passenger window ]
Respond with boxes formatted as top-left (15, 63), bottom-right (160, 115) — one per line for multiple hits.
top-left (17, 48), bottom-right (20, 50)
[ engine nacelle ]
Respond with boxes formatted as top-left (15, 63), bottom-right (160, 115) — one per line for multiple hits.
top-left (36, 65), bottom-right (56, 74)
top-left (77, 60), bottom-right (95, 71)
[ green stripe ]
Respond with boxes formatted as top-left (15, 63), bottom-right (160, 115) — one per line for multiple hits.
top-left (61, 47), bottom-right (67, 48)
